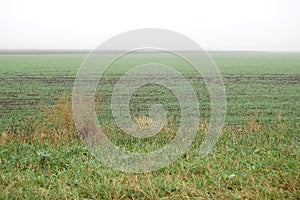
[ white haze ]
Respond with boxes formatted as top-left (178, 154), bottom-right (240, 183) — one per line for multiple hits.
top-left (0, 0), bottom-right (299, 51)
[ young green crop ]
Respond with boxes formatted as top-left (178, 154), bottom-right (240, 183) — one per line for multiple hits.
top-left (0, 52), bottom-right (299, 199)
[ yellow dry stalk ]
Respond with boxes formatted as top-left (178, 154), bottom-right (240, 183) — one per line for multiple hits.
top-left (133, 115), bottom-right (153, 129)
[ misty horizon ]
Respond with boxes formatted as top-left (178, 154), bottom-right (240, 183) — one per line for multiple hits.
top-left (1, 0), bottom-right (300, 51)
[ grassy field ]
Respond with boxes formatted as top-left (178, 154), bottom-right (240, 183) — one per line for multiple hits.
top-left (0, 52), bottom-right (299, 199)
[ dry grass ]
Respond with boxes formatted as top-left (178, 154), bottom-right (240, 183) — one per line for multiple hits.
top-left (133, 115), bottom-right (153, 129)
top-left (1, 93), bottom-right (79, 146)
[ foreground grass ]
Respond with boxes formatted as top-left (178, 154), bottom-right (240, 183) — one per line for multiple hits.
top-left (1, 122), bottom-right (299, 199)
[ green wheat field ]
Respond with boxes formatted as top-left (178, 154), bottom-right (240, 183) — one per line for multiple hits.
top-left (0, 52), bottom-right (299, 199)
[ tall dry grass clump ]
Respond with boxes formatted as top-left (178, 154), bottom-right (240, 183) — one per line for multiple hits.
top-left (2, 93), bottom-right (79, 146)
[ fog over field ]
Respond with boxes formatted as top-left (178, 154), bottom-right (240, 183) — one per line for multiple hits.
top-left (0, 1), bottom-right (299, 199)
top-left (1, 0), bottom-right (300, 51)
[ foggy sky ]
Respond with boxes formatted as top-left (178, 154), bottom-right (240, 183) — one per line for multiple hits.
top-left (1, 0), bottom-right (299, 51)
